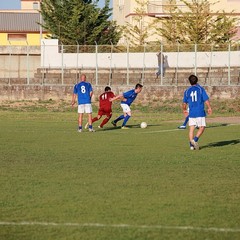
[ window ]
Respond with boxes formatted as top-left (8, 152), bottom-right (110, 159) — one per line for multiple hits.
top-left (33, 2), bottom-right (39, 10)
top-left (8, 34), bottom-right (27, 41)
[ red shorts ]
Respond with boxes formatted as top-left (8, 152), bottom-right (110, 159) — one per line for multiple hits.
top-left (98, 107), bottom-right (112, 117)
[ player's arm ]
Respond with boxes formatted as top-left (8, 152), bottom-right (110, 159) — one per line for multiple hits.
top-left (71, 93), bottom-right (77, 106)
top-left (110, 93), bottom-right (123, 102)
top-left (205, 100), bottom-right (212, 115)
top-left (90, 91), bottom-right (93, 99)
top-left (182, 102), bottom-right (188, 117)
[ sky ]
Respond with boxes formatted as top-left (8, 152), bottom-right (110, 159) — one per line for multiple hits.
top-left (0, 0), bottom-right (113, 10)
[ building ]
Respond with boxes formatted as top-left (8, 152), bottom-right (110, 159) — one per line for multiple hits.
top-left (113, 0), bottom-right (240, 43)
top-left (0, 0), bottom-right (47, 45)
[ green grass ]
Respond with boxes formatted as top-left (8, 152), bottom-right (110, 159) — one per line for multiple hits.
top-left (0, 111), bottom-right (240, 240)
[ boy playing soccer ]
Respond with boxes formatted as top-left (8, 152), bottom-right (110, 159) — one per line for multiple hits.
top-left (182, 75), bottom-right (212, 150)
top-left (85, 86), bottom-right (115, 129)
top-left (110, 83), bottom-right (143, 129)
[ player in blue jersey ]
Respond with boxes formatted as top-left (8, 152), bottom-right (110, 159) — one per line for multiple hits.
top-left (71, 74), bottom-right (94, 132)
top-left (110, 83), bottom-right (143, 129)
top-left (182, 75), bottom-right (212, 150)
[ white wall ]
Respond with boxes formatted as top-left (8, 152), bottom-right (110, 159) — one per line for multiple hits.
top-left (41, 39), bottom-right (240, 69)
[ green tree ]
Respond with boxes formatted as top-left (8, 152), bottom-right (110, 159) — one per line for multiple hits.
top-left (40, 0), bottom-right (120, 45)
top-left (121, 0), bottom-right (156, 46)
top-left (155, 0), bottom-right (238, 45)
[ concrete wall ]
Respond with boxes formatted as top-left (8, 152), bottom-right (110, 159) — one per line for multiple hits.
top-left (0, 85), bottom-right (239, 102)
top-left (41, 40), bottom-right (240, 69)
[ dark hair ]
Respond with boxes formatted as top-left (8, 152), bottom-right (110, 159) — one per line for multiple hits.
top-left (188, 75), bottom-right (198, 85)
top-left (105, 86), bottom-right (111, 92)
top-left (135, 83), bottom-right (143, 89)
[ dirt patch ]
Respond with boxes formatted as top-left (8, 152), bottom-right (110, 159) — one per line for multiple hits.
top-left (207, 116), bottom-right (240, 124)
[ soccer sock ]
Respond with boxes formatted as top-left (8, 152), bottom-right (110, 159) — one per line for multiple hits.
top-left (189, 142), bottom-right (194, 147)
top-left (89, 125), bottom-right (93, 129)
top-left (92, 117), bottom-right (98, 123)
top-left (78, 126), bottom-right (82, 130)
top-left (183, 116), bottom-right (189, 126)
top-left (114, 115), bottom-right (125, 123)
top-left (122, 115), bottom-right (131, 126)
top-left (101, 117), bottom-right (109, 127)
top-left (194, 136), bottom-right (199, 142)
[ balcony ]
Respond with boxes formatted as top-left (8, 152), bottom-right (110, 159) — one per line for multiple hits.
top-left (147, 1), bottom-right (189, 18)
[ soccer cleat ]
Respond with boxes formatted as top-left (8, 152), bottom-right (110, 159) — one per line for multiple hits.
top-left (111, 121), bottom-right (117, 127)
top-left (78, 129), bottom-right (82, 133)
top-left (178, 125), bottom-right (186, 129)
top-left (98, 126), bottom-right (103, 129)
top-left (190, 146), bottom-right (195, 150)
top-left (84, 122), bottom-right (89, 129)
top-left (121, 126), bottom-right (129, 129)
top-left (88, 128), bottom-right (95, 132)
top-left (191, 140), bottom-right (199, 150)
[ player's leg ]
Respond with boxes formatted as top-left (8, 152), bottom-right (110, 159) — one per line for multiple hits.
top-left (92, 115), bottom-right (102, 123)
top-left (111, 104), bottom-right (126, 126)
top-left (85, 104), bottom-right (94, 132)
top-left (122, 108), bottom-right (132, 129)
top-left (192, 117), bottom-right (206, 146)
top-left (178, 115), bottom-right (189, 129)
top-left (77, 105), bottom-right (84, 132)
top-left (78, 113), bottom-right (83, 132)
top-left (100, 113), bottom-right (112, 128)
top-left (188, 117), bottom-right (198, 150)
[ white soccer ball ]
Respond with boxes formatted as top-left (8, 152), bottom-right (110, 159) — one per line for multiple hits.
top-left (140, 122), bottom-right (147, 129)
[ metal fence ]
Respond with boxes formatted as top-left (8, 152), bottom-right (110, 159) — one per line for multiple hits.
top-left (0, 43), bottom-right (240, 86)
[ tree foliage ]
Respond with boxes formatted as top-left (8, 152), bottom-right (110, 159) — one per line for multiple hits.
top-left (40, 0), bottom-right (121, 45)
top-left (121, 0), bottom-right (156, 46)
top-left (155, 0), bottom-right (238, 45)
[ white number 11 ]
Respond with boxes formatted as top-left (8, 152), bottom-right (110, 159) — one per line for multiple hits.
top-left (190, 91), bottom-right (197, 102)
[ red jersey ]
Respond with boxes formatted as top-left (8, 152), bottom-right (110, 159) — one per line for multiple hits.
top-left (99, 91), bottom-right (115, 110)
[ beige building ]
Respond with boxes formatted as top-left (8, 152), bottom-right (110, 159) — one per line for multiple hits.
top-left (113, 0), bottom-right (240, 43)
top-left (0, 0), bottom-right (47, 46)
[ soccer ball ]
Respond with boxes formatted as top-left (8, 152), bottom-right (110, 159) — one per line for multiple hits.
top-left (140, 122), bottom-right (147, 129)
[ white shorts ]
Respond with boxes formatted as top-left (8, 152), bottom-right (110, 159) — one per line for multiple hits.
top-left (121, 103), bottom-right (131, 113)
top-left (78, 104), bottom-right (92, 114)
top-left (189, 117), bottom-right (206, 127)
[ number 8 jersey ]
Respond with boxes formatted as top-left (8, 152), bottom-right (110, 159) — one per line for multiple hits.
top-left (183, 84), bottom-right (209, 118)
top-left (73, 81), bottom-right (93, 104)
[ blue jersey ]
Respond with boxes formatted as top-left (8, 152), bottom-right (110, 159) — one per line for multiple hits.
top-left (183, 84), bottom-right (209, 118)
top-left (73, 81), bottom-right (93, 104)
top-left (121, 89), bottom-right (138, 106)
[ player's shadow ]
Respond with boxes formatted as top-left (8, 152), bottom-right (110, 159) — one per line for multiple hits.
top-left (201, 139), bottom-right (240, 149)
top-left (206, 123), bottom-right (229, 128)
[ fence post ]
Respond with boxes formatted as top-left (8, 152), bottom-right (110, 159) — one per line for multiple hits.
top-left (41, 41), bottom-right (45, 85)
top-left (95, 41), bottom-right (98, 85)
top-left (127, 42), bottom-right (129, 85)
top-left (109, 41), bottom-right (113, 86)
top-left (228, 43), bottom-right (231, 86)
top-left (26, 41), bottom-right (30, 85)
top-left (8, 41), bottom-right (12, 85)
top-left (61, 44), bottom-right (64, 85)
top-left (194, 43), bottom-right (197, 75)
top-left (176, 43), bottom-right (179, 86)
top-left (142, 43), bottom-right (146, 85)
top-left (76, 42), bottom-right (79, 83)
top-left (160, 42), bottom-right (163, 85)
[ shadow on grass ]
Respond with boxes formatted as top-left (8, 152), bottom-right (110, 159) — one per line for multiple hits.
top-left (201, 139), bottom-right (240, 149)
top-left (103, 123), bottom-right (162, 131)
top-left (206, 123), bottom-right (229, 128)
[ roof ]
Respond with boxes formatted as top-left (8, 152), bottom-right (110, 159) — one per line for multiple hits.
top-left (0, 12), bottom-right (47, 33)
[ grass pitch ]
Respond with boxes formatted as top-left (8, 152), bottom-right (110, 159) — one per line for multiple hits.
top-left (0, 111), bottom-right (239, 240)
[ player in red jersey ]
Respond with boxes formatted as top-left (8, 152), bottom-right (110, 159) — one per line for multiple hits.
top-left (85, 86), bottom-right (115, 129)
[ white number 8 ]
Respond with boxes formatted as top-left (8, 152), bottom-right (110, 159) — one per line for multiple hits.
top-left (81, 86), bottom-right (86, 93)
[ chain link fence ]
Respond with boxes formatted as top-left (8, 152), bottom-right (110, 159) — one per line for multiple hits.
top-left (0, 42), bottom-right (239, 86)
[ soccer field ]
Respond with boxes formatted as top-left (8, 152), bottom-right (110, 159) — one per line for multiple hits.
top-left (0, 111), bottom-right (240, 240)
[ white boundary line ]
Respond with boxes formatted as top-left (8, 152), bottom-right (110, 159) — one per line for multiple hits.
top-left (139, 123), bottom-right (240, 134)
top-left (0, 221), bottom-right (240, 233)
